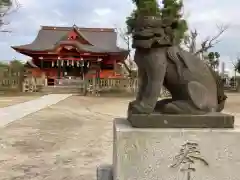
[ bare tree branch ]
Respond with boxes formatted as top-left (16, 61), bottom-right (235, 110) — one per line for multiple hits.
top-left (0, 0), bottom-right (20, 16)
top-left (195, 24), bottom-right (229, 55)
top-left (188, 29), bottom-right (198, 53)
top-left (115, 27), bottom-right (131, 51)
top-left (114, 26), bottom-right (135, 76)
top-left (231, 54), bottom-right (240, 71)
top-left (182, 29), bottom-right (198, 53)
top-left (0, 29), bottom-right (11, 32)
top-left (0, 0), bottom-right (20, 32)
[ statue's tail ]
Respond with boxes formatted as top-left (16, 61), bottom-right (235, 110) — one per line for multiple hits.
top-left (207, 66), bottom-right (227, 112)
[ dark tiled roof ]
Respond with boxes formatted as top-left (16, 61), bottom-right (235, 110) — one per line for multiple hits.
top-left (80, 30), bottom-right (117, 49)
top-left (55, 40), bottom-right (126, 53)
top-left (12, 26), bottom-right (127, 54)
top-left (14, 29), bottom-right (68, 51)
top-left (25, 60), bottom-right (39, 68)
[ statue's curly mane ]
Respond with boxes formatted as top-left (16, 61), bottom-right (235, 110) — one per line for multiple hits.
top-left (132, 16), bottom-right (176, 49)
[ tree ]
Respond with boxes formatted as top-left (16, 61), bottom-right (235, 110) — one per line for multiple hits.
top-left (183, 29), bottom-right (198, 53)
top-left (115, 27), bottom-right (135, 76)
top-left (0, 61), bottom-right (8, 68)
top-left (9, 59), bottom-right (25, 91)
top-left (232, 57), bottom-right (240, 91)
top-left (10, 59), bottom-right (24, 70)
top-left (0, 0), bottom-right (20, 32)
top-left (126, 0), bottom-right (161, 34)
top-left (161, 0), bottom-right (188, 44)
top-left (183, 25), bottom-right (229, 55)
top-left (231, 56), bottom-right (239, 83)
top-left (235, 58), bottom-right (240, 74)
top-left (0, 0), bottom-right (12, 8)
top-left (126, 0), bottom-right (188, 43)
top-left (207, 51), bottom-right (220, 71)
top-left (195, 25), bottom-right (229, 55)
top-left (0, 0), bottom-right (12, 28)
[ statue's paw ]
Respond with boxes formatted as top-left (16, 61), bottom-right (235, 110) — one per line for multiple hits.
top-left (128, 101), bottom-right (154, 115)
top-left (129, 100), bottom-right (139, 105)
top-left (131, 104), bottom-right (145, 114)
top-left (128, 101), bottom-right (141, 115)
top-left (128, 100), bottom-right (139, 111)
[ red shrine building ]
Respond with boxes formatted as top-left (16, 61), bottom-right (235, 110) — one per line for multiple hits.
top-left (12, 25), bottom-right (128, 85)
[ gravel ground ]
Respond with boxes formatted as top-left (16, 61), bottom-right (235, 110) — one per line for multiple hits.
top-left (0, 93), bottom-right (239, 180)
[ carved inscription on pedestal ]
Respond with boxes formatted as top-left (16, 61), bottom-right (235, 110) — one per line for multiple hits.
top-left (170, 142), bottom-right (209, 180)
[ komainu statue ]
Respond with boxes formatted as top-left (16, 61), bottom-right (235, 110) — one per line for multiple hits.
top-left (128, 16), bottom-right (227, 115)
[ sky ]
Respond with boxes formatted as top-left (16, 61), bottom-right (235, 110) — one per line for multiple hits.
top-left (0, 0), bottom-right (240, 75)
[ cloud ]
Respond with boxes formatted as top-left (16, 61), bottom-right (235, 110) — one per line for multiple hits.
top-left (0, 0), bottom-right (239, 73)
top-left (94, 8), bottom-right (112, 16)
top-left (183, 0), bottom-right (240, 70)
top-left (0, 0), bottom-right (133, 60)
top-left (52, 9), bottom-right (63, 17)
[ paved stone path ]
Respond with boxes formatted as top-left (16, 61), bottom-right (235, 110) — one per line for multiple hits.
top-left (0, 95), bottom-right (238, 180)
top-left (0, 94), bottom-right (72, 127)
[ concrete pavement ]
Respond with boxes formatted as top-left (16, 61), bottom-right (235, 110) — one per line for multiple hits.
top-left (0, 94), bottom-right (72, 127)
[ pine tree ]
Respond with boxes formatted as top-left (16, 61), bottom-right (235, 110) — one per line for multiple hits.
top-left (161, 0), bottom-right (188, 43)
top-left (126, 0), bottom-right (188, 44)
top-left (126, 0), bottom-right (161, 34)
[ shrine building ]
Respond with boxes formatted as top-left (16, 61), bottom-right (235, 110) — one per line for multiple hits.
top-left (11, 25), bottom-right (128, 85)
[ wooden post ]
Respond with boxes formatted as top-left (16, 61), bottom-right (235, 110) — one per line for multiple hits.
top-left (96, 59), bottom-right (101, 88)
top-left (57, 59), bottom-right (61, 79)
top-left (81, 60), bottom-right (85, 80)
top-left (62, 60), bottom-right (66, 77)
top-left (40, 59), bottom-right (43, 69)
top-left (113, 59), bottom-right (117, 76)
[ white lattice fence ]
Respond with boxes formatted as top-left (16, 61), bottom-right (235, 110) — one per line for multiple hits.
top-left (85, 78), bottom-right (171, 97)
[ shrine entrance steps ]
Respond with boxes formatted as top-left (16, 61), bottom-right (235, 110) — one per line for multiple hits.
top-left (41, 85), bottom-right (86, 95)
top-left (42, 78), bottom-right (87, 95)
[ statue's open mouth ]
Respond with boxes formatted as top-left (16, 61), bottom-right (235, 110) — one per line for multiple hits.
top-left (133, 34), bottom-right (155, 40)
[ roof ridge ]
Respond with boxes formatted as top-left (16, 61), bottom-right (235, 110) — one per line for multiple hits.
top-left (55, 29), bottom-right (93, 46)
top-left (41, 26), bottom-right (115, 32)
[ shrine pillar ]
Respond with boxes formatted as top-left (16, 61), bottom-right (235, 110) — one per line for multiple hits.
top-left (57, 57), bottom-right (63, 79)
top-left (113, 59), bottom-right (117, 76)
top-left (39, 57), bottom-right (44, 69)
top-left (96, 58), bottom-right (102, 85)
top-left (62, 60), bottom-right (66, 77)
top-left (80, 58), bottom-right (84, 80)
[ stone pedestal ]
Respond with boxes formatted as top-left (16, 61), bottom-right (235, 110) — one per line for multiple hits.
top-left (113, 118), bottom-right (240, 180)
top-left (97, 164), bottom-right (113, 180)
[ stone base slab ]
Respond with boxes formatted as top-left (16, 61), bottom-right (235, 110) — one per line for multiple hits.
top-left (127, 113), bottom-right (234, 128)
top-left (113, 118), bottom-right (240, 180)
